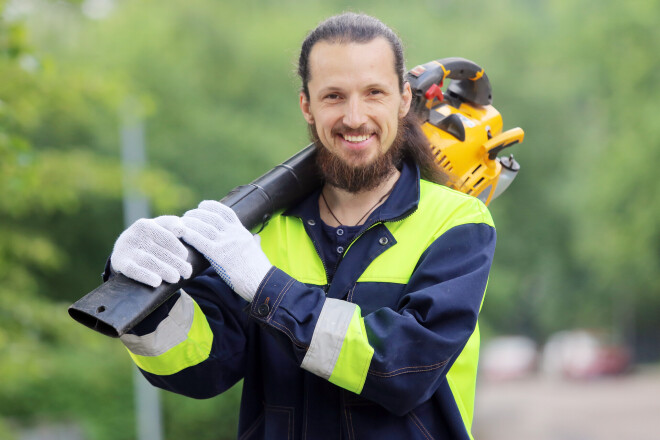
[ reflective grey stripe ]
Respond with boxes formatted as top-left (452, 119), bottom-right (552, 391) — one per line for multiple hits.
top-left (120, 290), bottom-right (194, 356)
top-left (301, 298), bottom-right (356, 380)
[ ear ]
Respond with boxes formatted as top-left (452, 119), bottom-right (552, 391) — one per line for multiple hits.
top-left (398, 81), bottom-right (412, 119)
top-left (299, 92), bottom-right (314, 124)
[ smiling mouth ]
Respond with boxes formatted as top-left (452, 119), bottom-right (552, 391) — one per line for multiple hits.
top-left (341, 133), bottom-right (373, 143)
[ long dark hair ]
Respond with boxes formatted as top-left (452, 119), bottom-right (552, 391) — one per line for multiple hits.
top-left (400, 111), bottom-right (450, 185)
top-left (298, 12), bottom-right (449, 185)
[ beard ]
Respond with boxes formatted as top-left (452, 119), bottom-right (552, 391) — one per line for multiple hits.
top-left (311, 120), bottom-right (405, 194)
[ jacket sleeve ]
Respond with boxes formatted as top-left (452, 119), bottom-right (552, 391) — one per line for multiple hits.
top-left (118, 268), bottom-right (251, 399)
top-left (248, 219), bottom-right (496, 416)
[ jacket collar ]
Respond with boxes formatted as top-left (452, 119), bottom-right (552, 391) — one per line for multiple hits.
top-left (283, 159), bottom-right (421, 224)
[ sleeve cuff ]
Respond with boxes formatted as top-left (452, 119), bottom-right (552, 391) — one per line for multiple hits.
top-left (248, 266), bottom-right (293, 322)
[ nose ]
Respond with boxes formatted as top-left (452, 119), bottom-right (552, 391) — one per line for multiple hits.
top-left (342, 96), bottom-right (368, 128)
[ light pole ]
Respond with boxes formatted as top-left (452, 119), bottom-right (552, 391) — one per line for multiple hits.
top-left (120, 97), bottom-right (164, 440)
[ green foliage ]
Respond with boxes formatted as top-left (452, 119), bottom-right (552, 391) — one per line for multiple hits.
top-left (0, 1), bottom-right (193, 438)
top-left (479, 0), bottom-right (660, 348)
top-left (2, 0), bottom-right (660, 437)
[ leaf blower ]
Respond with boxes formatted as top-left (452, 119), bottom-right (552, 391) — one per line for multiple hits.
top-left (406, 57), bottom-right (524, 205)
top-left (68, 57), bottom-right (524, 337)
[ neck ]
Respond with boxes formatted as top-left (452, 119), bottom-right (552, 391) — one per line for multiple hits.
top-left (319, 168), bottom-right (400, 227)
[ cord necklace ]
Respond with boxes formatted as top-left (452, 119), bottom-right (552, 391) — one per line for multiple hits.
top-left (320, 185), bottom-right (395, 227)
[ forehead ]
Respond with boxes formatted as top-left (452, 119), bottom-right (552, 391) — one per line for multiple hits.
top-left (307, 38), bottom-right (399, 91)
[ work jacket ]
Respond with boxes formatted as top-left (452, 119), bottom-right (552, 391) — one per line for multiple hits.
top-left (119, 160), bottom-right (496, 439)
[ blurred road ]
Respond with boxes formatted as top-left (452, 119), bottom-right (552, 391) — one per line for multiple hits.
top-left (472, 367), bottom-right (660, 440)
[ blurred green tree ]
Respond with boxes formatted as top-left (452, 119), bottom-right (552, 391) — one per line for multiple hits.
top-left (1, 1), bottom-right (194, 438)
top-left (2, 0), bottom-right (660, 438)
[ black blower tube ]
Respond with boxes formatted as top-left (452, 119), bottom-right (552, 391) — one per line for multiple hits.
top-left (68, 144), bottom-right (321, 338)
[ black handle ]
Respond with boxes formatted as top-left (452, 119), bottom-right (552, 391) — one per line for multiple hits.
top-left (68, 144), bottom-right (321, 337)
top-left (406, 57), bottom-right (492, 120)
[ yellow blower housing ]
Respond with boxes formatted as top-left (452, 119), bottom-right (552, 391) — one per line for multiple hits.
top-left (407, 58), bottom-right (524, 205)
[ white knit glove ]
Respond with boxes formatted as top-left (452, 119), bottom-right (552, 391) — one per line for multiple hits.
top-left (181, 200), bottom-right (272, 302)
top-left (110, 216), bottom-right (192, 287)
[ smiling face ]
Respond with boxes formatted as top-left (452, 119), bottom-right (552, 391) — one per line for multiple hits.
top-left (299, 38), bottom-right (412, 171)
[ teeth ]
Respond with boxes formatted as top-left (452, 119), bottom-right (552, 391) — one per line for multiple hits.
top-left (343, 134), bottom-right (370, 143)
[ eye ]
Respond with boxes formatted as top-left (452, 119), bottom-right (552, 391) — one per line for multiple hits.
top-left (324, 93), bottom-right (341, 101)
top-left (369, 89), bottom-right (385, 97)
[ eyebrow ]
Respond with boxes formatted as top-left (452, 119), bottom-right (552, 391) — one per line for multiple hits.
top-left (316, 83), bottom-right (393, 96)
top-left (317, 86), bottom-right (342, 96)
top-left (363, 82), bottom-right (391, 90)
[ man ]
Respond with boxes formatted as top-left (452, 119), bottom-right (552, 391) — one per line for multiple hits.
top-left (109, 12), bottom-right (496, 439)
